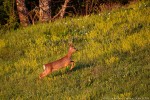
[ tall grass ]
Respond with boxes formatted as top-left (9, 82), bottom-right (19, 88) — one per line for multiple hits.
top-left (0, 0), bottom-right (150, 99)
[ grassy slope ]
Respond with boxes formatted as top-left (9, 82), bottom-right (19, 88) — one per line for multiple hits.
top-left (0, 1), bottom-right (150, 99)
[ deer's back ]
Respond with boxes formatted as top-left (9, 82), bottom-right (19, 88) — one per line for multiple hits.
top-left (45, 56), bottom-right (70, 70)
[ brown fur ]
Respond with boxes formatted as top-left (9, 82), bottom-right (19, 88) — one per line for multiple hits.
top-left (39, 44), bottom-right (77, 79)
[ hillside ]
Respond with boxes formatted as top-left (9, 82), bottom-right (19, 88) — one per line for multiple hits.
top-left (0, 1), bottom-right (150, 99)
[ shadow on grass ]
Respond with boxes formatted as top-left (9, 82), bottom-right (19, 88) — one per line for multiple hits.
top-left (72, 62), bottom-right (94, 71)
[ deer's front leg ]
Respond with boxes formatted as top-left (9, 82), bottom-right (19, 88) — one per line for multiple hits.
top-left (70, 61), bottom-right (75, 70)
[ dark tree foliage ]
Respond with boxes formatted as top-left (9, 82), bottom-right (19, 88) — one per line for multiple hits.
top-left (0, 0), bottom-right (133, 29)
top-left (0, 0), bottom-right (7, 25)
top-left (0, 0), bottom-right (19, 29)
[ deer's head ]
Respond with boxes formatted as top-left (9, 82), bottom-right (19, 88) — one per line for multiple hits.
top-left (68, 43), bottom-right (77, 53)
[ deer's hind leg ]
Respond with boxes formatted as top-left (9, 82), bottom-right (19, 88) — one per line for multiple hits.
top-left (39, 66), bottom-right (52, 79)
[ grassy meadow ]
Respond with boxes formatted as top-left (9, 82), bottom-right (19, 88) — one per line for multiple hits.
top-left (0, 0), bottom-right (150, 99)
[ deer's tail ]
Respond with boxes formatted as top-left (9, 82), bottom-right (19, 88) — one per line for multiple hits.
top-left (43, 65), bottom-right (46, 70)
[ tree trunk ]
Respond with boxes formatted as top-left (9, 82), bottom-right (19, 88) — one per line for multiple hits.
top-left (16, 0), bottom-right (30, 26)
top-left (39, 0), bottom-right (51, 22)
top-left (53, 0), bottom-right (70, 20)
top-left (60, 0), bottom-right (70, 18)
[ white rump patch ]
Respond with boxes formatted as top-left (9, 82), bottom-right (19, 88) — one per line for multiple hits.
top-left (43, 65), bottom-right (46, 70)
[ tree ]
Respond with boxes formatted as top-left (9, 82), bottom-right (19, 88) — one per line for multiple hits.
top-left (0, 0), bottom-right (132, 28)
top-left (16, 0), bottom-right (30, 26)
top-left (39, 0), bottom-right (51, 22)
top-left (53, 0), bottom-right (70, 20)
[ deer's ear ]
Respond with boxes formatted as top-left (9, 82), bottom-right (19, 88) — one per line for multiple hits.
top-left (69, 43), bottom-right (73, 47)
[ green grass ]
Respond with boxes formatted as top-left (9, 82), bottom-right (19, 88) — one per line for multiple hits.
top-left (0, 1), bottom-right (150, 99)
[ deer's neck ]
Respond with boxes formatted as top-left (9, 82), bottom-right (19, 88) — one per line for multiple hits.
top-left (66, 51), bottom-right (73, 58)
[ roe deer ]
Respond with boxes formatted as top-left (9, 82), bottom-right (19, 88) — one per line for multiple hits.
top-left (39, 44), bottom-right (77, 79)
